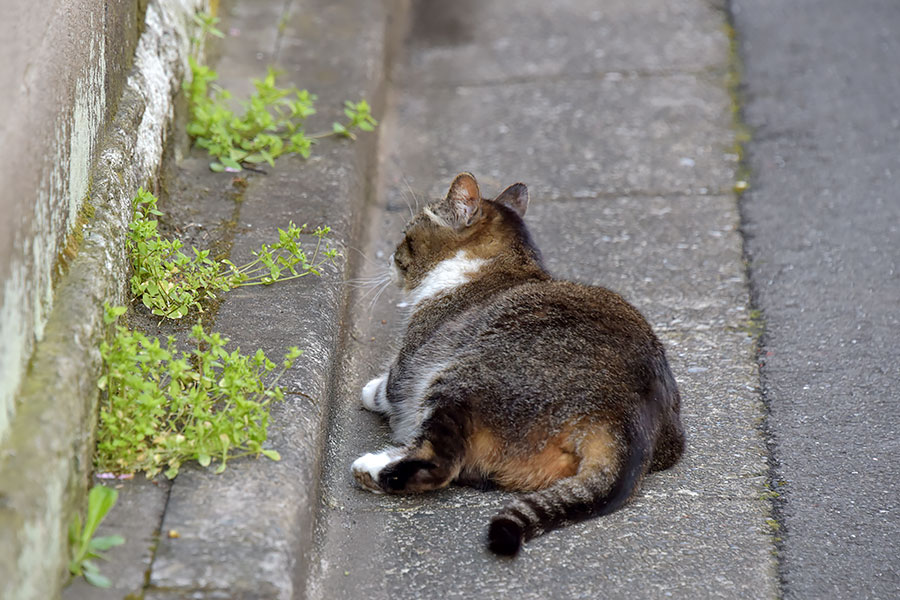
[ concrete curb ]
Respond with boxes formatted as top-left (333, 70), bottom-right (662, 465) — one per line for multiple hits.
top-left (134, 2), bottom-right (408, 598)
top-left (0, 1), bottom-right (203, 597)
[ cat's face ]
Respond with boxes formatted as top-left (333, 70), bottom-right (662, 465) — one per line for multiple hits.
top-left (390, 173), bottom-right (531, 296)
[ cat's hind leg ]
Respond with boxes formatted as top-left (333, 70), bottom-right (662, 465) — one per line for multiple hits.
top-left (352, 399), bottom-right (469, 494)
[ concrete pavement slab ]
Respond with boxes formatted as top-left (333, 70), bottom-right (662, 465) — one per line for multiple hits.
top-left (397, 0), bottom-right (729, 87)
top-left (386, 74), bottom-right (735, 201)
top-left (148, 145), bottom-right (368, 598)
top-left (314, 491), bottom-right (773, 600)
top-left (132, 149), bottom-right (376, 599)
top-left (528, 196), bottom-right (748, 319)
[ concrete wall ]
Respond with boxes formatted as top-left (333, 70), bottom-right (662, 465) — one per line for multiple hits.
top-left (0, 0), bottom-right (144, 443)
top-left (0, 0), bottom-right (204, 597)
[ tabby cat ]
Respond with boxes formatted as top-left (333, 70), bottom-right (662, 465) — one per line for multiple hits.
top-left (351, 173), bottom-right (685, 556)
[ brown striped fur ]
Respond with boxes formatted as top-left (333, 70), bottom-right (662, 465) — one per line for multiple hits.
top-left (352, 173), bottom-right (685, 556)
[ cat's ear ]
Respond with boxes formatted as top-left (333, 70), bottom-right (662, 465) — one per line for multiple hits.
top-left (493, 183), bottom-right (528, 218)
top-left (444, 172), bottom-right (483, 228)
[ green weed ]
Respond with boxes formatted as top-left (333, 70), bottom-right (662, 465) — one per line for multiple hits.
top-left (97, 304), bottom-right (300, 479)
top-left (67, 485), bottom-right (124, 588)
top-left (332, 99), bottom-right (378, 140)
top-left (192, 10), bottom-right (224, 43)
top-left (183, 58), bottom-right (377, 172)
top-left (128, 188), bottom-right (337, 319)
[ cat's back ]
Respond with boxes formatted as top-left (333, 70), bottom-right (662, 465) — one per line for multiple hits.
top-left (417, 277), bottom-right (664, 407)
top-left (456, 277), bottom-right (659, 356)
top-left (413, 276), bottom-right (667, 438)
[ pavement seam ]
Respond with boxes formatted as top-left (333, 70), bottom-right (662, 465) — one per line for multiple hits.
top-left (392, 66), bottom-right (728, 91)
top-left (272, 0), bottom-right (294, 60)
top-left (724, 0), bottom-right (785, 597)
top-left (382, 191), bottom-right (738, 215)
top-left (140, 479), bottom-right (174, 599)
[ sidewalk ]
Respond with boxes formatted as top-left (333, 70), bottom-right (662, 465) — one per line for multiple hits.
top-left (309, 1), bottom-right (776, 598)
top-left (67, 0), bottom-right (777, 598)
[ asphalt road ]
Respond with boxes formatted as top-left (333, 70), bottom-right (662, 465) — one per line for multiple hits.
top-left (732, 0), bottom-right (900, 597)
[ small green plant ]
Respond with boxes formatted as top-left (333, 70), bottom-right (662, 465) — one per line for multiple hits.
top-left (332, 100), bottom-right (378, 139)
top-left (97, 304), bottom-right (300, 478)
top-left (192, 10), bottom-right (224, 44)
top-left (183, 57), bottom-right (376, 171)
top-left (67, 485), bottom-right (125, 588)
top-left (128, 188), bottom-right (337, 319)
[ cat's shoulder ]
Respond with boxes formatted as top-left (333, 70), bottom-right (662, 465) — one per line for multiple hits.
top-left (498, 278), bottom-right (634, 309)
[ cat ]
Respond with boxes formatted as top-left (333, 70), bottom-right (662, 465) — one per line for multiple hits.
top-left (351, 172), bottom-right (685, 556)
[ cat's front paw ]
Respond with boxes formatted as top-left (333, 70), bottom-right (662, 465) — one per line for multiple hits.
top-left (351, 448), bottom-right (403, 493)
top-left (361, 374), bottom-right (388, 413)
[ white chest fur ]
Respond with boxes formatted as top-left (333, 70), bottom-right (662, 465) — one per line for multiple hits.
top-left (409, 250), bottom-right (487, 306)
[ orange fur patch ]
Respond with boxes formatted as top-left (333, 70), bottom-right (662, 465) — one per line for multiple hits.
top-left (577, 425), bottom-right (619, 472)
top-left (410, 440), bottom-right (436, 461)
top-left (464, 425), bottom-right (581, 491)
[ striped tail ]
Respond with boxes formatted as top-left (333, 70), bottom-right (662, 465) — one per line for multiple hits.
top-left (487, 432), bottom-right (646, 556)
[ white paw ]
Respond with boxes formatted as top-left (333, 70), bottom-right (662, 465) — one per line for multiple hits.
top-left (361, 374), bottom-right (387, 412)
top-left (351, 448), bottom-right (403, 493)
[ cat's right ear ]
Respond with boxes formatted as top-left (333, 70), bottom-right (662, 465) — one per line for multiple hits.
top-left (493, 183), bottom-right (528, 217)
top-left (443, 172), bottom-right (483, 229)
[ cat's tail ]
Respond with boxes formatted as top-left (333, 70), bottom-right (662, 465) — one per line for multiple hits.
top-left (487, 426), bottom-right (646, 556)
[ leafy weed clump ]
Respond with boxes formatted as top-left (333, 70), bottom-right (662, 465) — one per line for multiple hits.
top-left (97, 305), bottom-right (300, 479)
top-left (184, 57), bottom-right (376, 172)
top-left (128, 188), bottom-right (337, 319)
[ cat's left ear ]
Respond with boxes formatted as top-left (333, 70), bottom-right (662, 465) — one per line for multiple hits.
top-left (493, 183), bottom-right (528, 218)
top-left (445, 172), bottom-right (483, 228)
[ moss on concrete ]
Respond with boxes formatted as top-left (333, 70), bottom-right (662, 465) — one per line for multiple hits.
top-left (724, 21), bottom-right (753, 194)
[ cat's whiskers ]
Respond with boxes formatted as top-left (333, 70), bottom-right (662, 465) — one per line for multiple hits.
top-left (347, 272), bottom-right (392, 295)
top-left (347, 271), bottom-right (394, 318)
top-left (338, 243), bottom-right (396, 298)
top-left (337, 241), bottom-right (385, 270)
top-left (397, 188), bottom-right (416, 219)
top-left (346, 273), bottom-right (391, 288)
top-left (367, 277), bottom-right (393, 312)
top-left (400, 173), bottom-right (422, 216)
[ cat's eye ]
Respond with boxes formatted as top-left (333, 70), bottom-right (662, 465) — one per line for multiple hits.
top-left (393, 249), bottom-right (408, 271)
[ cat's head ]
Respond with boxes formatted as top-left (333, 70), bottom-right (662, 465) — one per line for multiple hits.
top-left (390, 173), bottom-right (542, 304)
